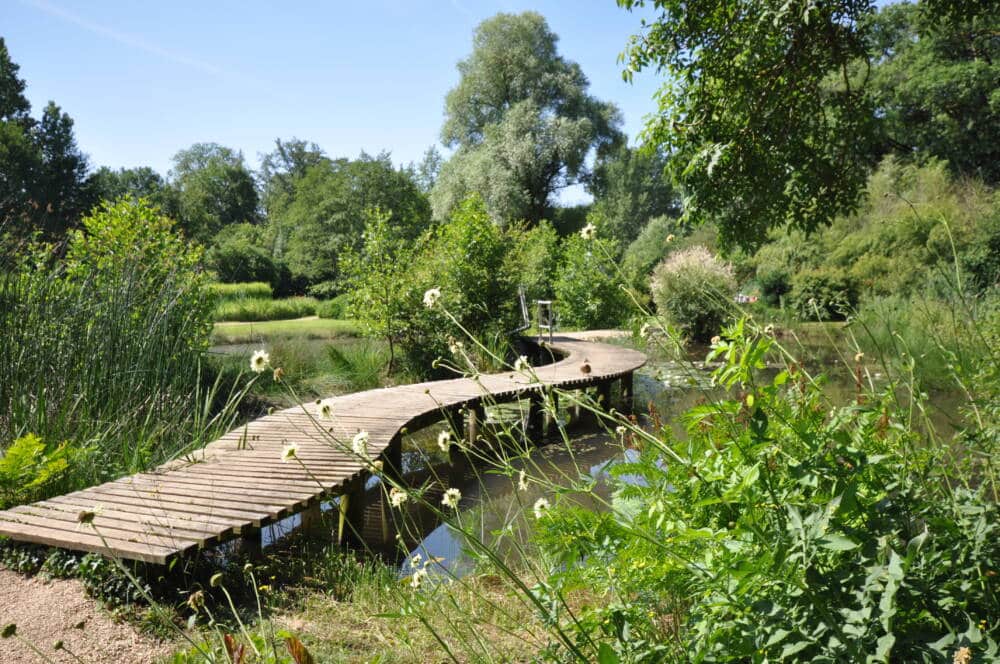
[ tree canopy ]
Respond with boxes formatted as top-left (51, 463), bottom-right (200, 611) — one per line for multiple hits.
top-left (432, 12), bottom-right (623, 225)
top-left (169, 143), bottom-right (259, 243)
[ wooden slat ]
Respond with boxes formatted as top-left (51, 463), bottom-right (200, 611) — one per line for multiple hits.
top-left (10, 504), bottom-right (218, 544)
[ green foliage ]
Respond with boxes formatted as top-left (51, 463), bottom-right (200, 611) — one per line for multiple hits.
top-left (89, 166), bottom-right (174, 210)
top-left (399, 196), bottom-right (521, 376)
top-left (0, 434), bottom-right (85, 509)
top-left (536, 318), bottom-right (1000, 661)
top-left (432, 12), bottom-right (622, 224)
top-left (325, 342), bottom-right (390, 392)
top-left (587, 145), bottom-right (679, 245)
top-left (867, 2), bottom-right (1000, 183)
top-left (274, 152), bottom-right (431, 286)
top-left (339, 208), bottom-right (415, 373)
top-left (650, 245), bottom-right (736, 342)
top-left (169, 142), bottom-right (259, 243)
top-left (553, 234), bottom-right (630, 330)
top-left (213, 297), bottom-right (318, 322)
top-left (0, 199), bottom-right (231, 491)
top-left (620, 0), bottom-right (877, 251)
top-left (620, 214), bottom-right (689, 288)
top-left (315, 293), bottom-right (352, 320)
top-left (207, 281), bottom-right (273, 302)
top-left (207, 223), bottom-right (292, 292)
top-left (789, 266), bottom-right (860, 321)
top-left (505, 220), bottom-right (560, 302)
top-left (0, 38), bottom-right (93, 245)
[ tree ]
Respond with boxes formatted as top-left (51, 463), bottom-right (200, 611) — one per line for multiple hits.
top-left (275, 151), bottom-right (431, 287)
top-left (258, 137), bottom-right (326, 216)
top-left (1, 39), bottom-right (91, 244)
top-left (340, 209), bottom-right (413, 373)
top-left (587, 145), bottom-right (680, 244)
top-left (867, 2), bottom-right (1000, 183)
top-left (408, 146), bottom-right (443, 194)
top-left (89, 166), bottom-right (172, 208)
top-left (432, 12), bottom-right (623, 224)
top-left (169, 143), bottom-right (259, 243)
top-left (619, 0), bottom-right (879, 250)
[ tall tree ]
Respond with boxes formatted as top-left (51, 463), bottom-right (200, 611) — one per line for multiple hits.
top-left (431, 12), bottom-right (623, 225)
top-left (169, 143), bottom-right (259, 243)
top-left (258, 137), bottom-right (326, 216)
top-left (89, 166), bottom-right (173, 209)
top-left (274, 151), bottom-right (431, 286)
top-left (1, 39), bottom-right (91, 243)
top-left (619, 0), bottom-right (879, 250)
top-left (587, 145), bottom-right (680, 244)
top-left (867, 2), bottom-right (1000, 183)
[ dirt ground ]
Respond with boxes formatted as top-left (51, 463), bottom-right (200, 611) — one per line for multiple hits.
top-left (0, 569), bottom-right (177, 664)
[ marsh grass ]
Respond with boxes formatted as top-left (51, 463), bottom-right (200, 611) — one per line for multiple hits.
top-left (213, 296), bottom-right (320, 323)
top-left (207, 282), bottom-right (274, 302)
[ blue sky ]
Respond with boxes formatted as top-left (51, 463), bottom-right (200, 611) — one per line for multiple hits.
top-left (4, 1), bottom-right (663, 202)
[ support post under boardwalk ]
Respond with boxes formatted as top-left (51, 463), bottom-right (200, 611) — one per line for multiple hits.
top-left (379, 435), bottom-right (403, 546)
top-left (337, 476), bottom-right (366, 547)
top-left (596, 381), bottom-right (613, 423)
top-left (527, 391), bottom-right (545, 443)
top-left (235, 527), bottom-right (262, 560)
top-left (299, 500), bottom-right (329, 539)
top-left (620, 372), bottom-right (635, 415)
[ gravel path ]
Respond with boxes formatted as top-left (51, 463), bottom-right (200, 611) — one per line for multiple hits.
top-left (0, 569), bottom-right (177, 663)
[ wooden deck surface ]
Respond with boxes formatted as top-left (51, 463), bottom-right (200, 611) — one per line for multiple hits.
top-left (0, 334), bottom-right (645, 563)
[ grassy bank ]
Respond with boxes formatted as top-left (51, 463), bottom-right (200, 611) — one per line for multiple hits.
top-left (212, 317), bottom-right (361, 344)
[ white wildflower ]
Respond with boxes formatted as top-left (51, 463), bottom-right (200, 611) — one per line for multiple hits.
top-left (437, 430), bottom-right (451, 452)
top-left (423, 287), bottom-right (441, 308)
top-left (281, 443), bottom-right (298, 463)
top-left (250, 350), bottom-right (270, 373)
top-left (317, 398), bottom-right (335, 420)
top-left (665, 233), bottom-right (676, 243)
top-left (513, 355), bottom-right (530, 372)
top-left (409, 553), bottom-right (422, 569)
top-left (580, 222), bottom-right (597, 240)
top-left (352, 430), bottom-right (369, 459)
top-left (410, 566), bottom-right (428, 589)
top-left (441, 487), bottom-right (461, 509)
top-left (517, 470), bottom-right (529, 492)
top-left (533, 497), bottom-right (551, 519)
top-left (389, 487), bottom-right (408, 508)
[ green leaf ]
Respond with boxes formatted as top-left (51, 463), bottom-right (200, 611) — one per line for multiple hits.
top-left (818, 533), bottom-right (860, 551)
top-left (597, 642), bottom-right (620, 664)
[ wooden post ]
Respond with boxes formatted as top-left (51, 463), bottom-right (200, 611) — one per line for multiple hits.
top-left (235, 527), bottom-right (262, 560)
top-left (337, 476), bottom-right (366, 547)
top-left (546, 391), bottom-right (560, 437)
top-left (596, 381), bottom-right (612, 422)
top-left (620, 372), bottom-right (634, 415)
top-left (299, 501), bottom-right (327, 539)
top-left (379, 435), bottom-right (403, 546)
top-left (527, 391), bottom-right (545, 443)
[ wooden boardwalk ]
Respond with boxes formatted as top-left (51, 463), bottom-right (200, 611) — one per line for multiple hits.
top-left (0, 334), bottom-right (645, 563)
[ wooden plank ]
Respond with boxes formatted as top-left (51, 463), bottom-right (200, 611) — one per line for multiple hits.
top-left (37, 497), bottom-right (232, 536)
top-left (10, 504), bottom-right (218, 545)
top-left (117, 475), bottom-right (319, 506)
top-left (44, 494), bottom-right (239, 531)
top-left (0, 511), bottom-right (198, 552)
top-left (109, 479), bottom-right (294, 512)
top-left (82, 485), bottom-right (274, 524)
top-left (0, 520), bottom-right (175, 564)
top-left (128, 473), bottom-right (321, 499)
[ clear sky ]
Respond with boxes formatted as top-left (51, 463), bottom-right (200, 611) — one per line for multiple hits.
top-left (3, 0), bottom-right (664, 202)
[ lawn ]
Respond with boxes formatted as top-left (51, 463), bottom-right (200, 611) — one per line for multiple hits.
top-left (212, 316), bottom-right (362, 344)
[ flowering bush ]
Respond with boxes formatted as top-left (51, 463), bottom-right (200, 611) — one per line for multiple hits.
top-left (650, 245), bottom-right (736, 342)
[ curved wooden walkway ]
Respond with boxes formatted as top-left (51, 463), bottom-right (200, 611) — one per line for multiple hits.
top-left (0, 334), bottom-right (645, 563)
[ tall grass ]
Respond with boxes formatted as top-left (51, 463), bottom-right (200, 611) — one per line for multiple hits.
top-left (207, 281), bottom-right (273, 302)
top-left (213, 296), bottom-right (319, 322)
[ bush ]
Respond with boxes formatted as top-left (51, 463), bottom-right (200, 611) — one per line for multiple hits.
top-left (533, 320), bottom-right (1000, 661)
top-left (213, 296), bottom-right (319, 322)
top-left (207, 281), bottom-right (273, 302)
top-left (506, 220), bottom-right (560, 303)
top-left (0, 199), bottom-right (227, 488)
top-left (316, 293), bottom-right (352, 319)
top-left (650, 245), bottom-right (736, 342)
top-left (789, 266), bottom-right (859, 321)
top-left (553, 234), bottom-right (631, 330)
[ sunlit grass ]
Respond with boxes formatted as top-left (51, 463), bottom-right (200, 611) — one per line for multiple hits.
top-left (212, 317), bottom-right (362, 344)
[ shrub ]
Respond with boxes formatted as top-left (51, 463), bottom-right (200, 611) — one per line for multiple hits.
top-left (505, 220), bottom-right (560, 303)
top-left (621, 214), bottom-right (684, 284)
top-left (0, 434), bottom-right (86, 509)
top-left (650, 245), bottom-right (736, 342)
top-left (316, 293), bottom-right (352, 319)
top-left (212, 296), bottom-right (318, 322)
top-left (789, 266), bottom-right (859, 321)
top-left (553, 234), bottom-right (631, 330)
top-left (207, 281), bottom-right (273, 302)
top-left (532, 320), bottom-right (1000, 661)
top-left (0, 199), bottom-right (228, 487)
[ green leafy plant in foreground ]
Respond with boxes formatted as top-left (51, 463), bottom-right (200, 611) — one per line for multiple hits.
top-left (0, 434), bottom-right (86, 509)
top-left (532, 317), bottom-right (999, 662)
